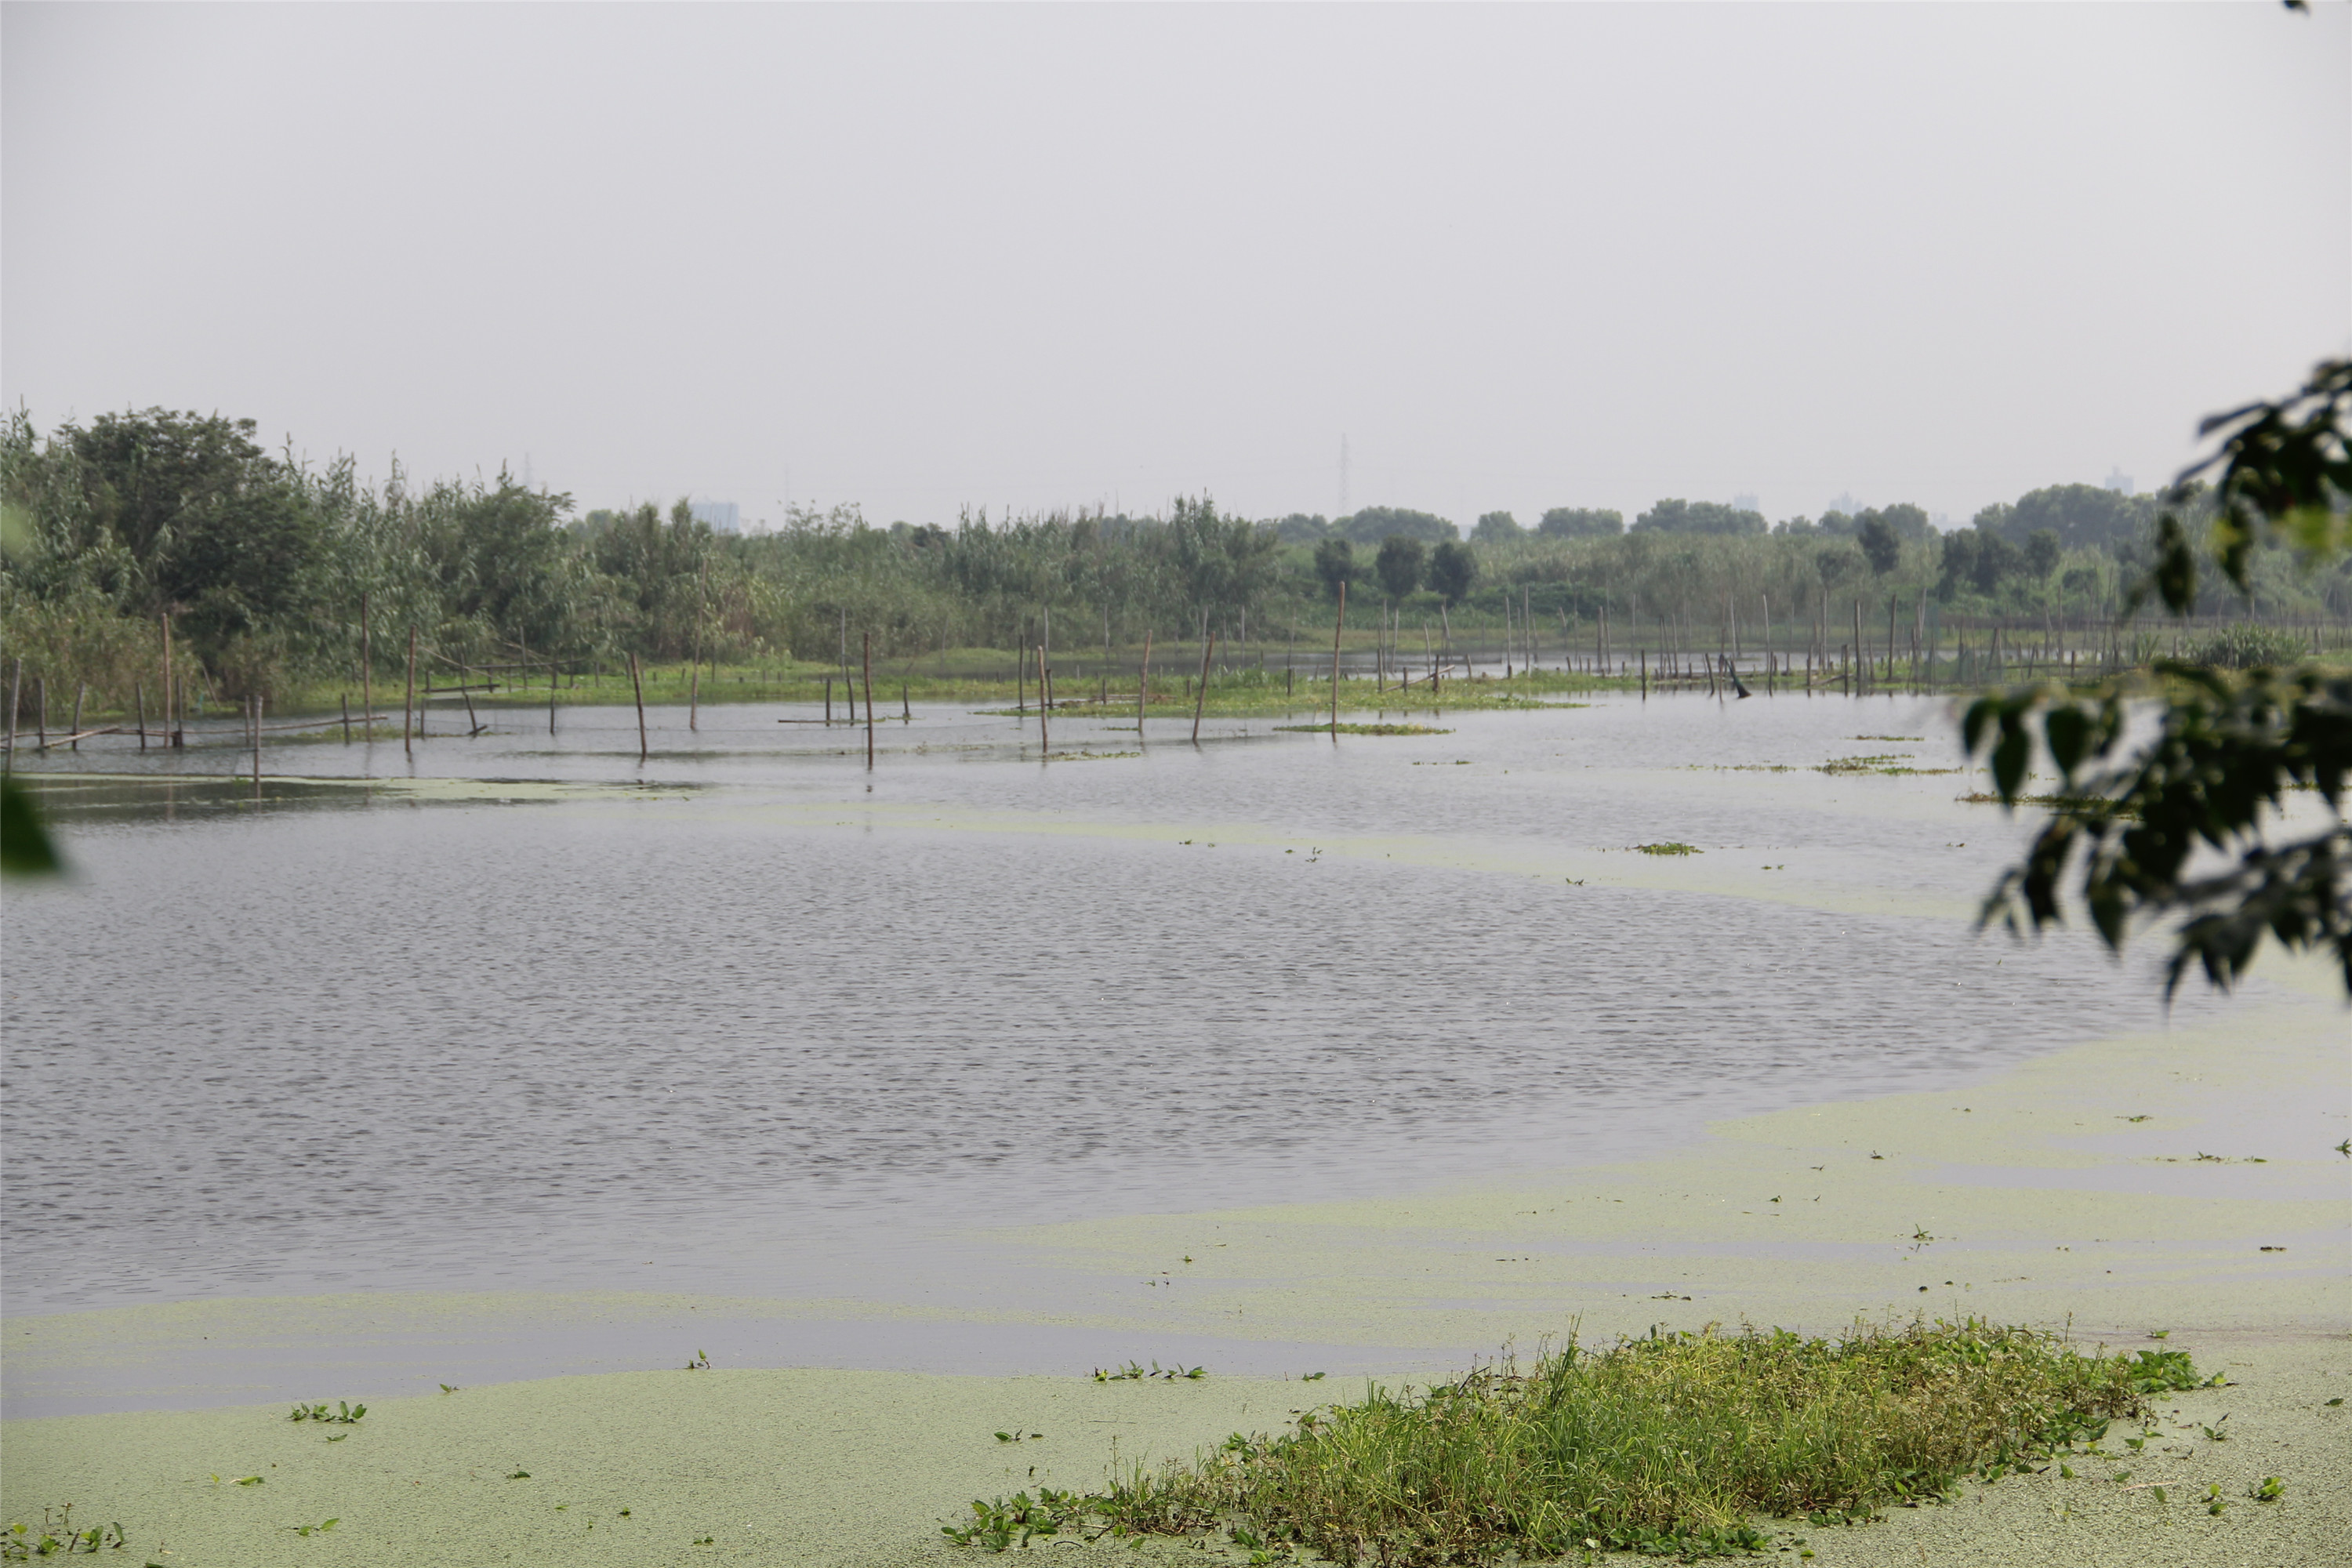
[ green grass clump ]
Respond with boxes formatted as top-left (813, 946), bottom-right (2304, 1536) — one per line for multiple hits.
top-left (1634, 841), bottom-right (1700, 856)
top-left (1033, 1322), bottom-right (2208, 1565)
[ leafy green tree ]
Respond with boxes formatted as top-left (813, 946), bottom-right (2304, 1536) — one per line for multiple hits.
top-left (1276, 514), bottom-right (1330, 543)
top-left (1472, 511), bottom-right (1523, 543)
top-left (1538, 507), bottom-right (1624, 538)
top-left (1428, 539), bottom-right (1477, 606)
top-left (1994, 483), bottom-right (2157, 551)
top-left (1965, 357), bottom-right (2350, 996)
top-left (1312, 536), bottom-right (1358, 601)
top-left (1339, 507), bottom-right (1456, 545)
top-left (1857, 516), bottom-right (1902, 575)
top-left (1374, 536), bottom-right (1426, 602)
top-left (2023, 529), bottom-right (2063, 581)
top-left (1632, 499), bottom-right (1767, 537)
top-left (42, 409), bottom-right (321, 659)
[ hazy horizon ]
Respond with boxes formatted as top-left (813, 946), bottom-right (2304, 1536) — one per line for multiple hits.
top-left (5, 2), bottom-right (2346, 532)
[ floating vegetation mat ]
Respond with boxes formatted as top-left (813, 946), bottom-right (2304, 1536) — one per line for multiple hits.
top-left (1633, 841), bottom-right (1700, 856)
top-left (947, 1322), bottom-right (2215, 1563)
top-left (1273, 723), bottom-right (1453, 737)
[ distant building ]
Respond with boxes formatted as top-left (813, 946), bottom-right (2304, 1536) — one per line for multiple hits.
top-left (689, 500), bottom-right (741, 534)
top-left (1731, 492), bottom-right (1759, 514)
top-left (2103, 469), bottom-right (2134, 495)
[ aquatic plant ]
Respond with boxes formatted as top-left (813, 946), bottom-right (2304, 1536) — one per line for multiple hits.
top-left (287, 1400), bottom-right (366, 1424)
top-left (1092, 1360), bottom-right (1205, 1382)
top-left (1633, 841), bottom-right (1699, 856)
top-left (2, 1508), bottom-right (126, 1559)
top-left (949, 1321), bottom-right (2216, 1566)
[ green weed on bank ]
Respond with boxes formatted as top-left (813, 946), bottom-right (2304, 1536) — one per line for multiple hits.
top-left (950, 1320), bottom-right (2215, 1563)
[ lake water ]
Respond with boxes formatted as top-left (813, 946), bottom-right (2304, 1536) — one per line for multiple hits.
top-left (4, 691), bottom-right (2222, 1298)
top-left (2, 691), bottom-right (2234, 1388)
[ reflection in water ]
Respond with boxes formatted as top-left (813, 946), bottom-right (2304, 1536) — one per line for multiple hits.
top-left (2, 697), bottom-right (2218, 1318)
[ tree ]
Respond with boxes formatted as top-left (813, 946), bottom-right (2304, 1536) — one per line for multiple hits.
top-left (1313, 537), bottom-right (1358, 600)
top-left (1472, 511), bottom-right (1523, 543)
top-left (2023, 529), bottom-right (2063, 582)
top-left (1339, 506), bottom-right (1456, 545)
top-left (1632, 499), bottom-right (1768, 537)
top-left (1538, 507), bottom-right (1624, 538)
top-left (1857, 516), bottom-right (1902, 575)
top-left (51, 408), bottom-right (321, 658)
top-left (1374, 535), bottom-right (1426, 602)
top-left (1428, 539), bottom-right (1477, 605)
top-left (1964, 357), bottom-right (2351, 997)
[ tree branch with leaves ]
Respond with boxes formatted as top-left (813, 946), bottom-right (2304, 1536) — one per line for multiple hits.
top-left (1964, 358), bottom-right (2350, 997)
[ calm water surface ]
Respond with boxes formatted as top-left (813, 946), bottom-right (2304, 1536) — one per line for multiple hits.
top-left (3, 693), bottom-right (2222, 1320)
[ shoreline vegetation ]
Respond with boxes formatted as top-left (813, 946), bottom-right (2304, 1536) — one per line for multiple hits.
top-left (956, 1322), bottom-right (2220, 1562)
top-left (5, 408), bottom-right (2347, 743)
top-left (13, 641), bottom-right (2350, 757)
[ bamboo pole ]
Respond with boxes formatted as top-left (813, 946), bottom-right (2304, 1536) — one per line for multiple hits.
top-left (70, 684), bottom-right (83, 750)
top-left (404, 628), bottom-right (417, 755)
top-left (1036, 644), bottom-right (1049, 753)
top-left (459, 679), bottom-right (480, 735)
top-left (251, 695), bottom-right (263, 790)
top-left (629, 651), bottom-right (648, 761)
top-left (1191, 630), bottom-right (1214, 743)
top-left (1137, 630), bottom-right (1152, 742)
top-left (136, 680), bottom-right (147, 750)
top-left (863, 631), bottom-right (876, 768)
top-left (690, 564), bottom-right (706, 732)
top-left (550, 662), bottom-right (558, 735)
top-left (361, 592), bottom-right (372, 739)
top-left (1330, 580), bottom-right (1346, 739)
top-left (341, 694), bottom-right (351, 742)
top-left (1853, 601), bottom-right (1864, 694)
top-left (1640, 648), bottom-right (1647, 701)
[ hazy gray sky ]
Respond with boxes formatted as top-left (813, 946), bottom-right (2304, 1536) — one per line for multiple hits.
top-left (5, 3), bottom-right (2346, 532)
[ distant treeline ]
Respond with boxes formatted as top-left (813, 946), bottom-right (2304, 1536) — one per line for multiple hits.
top-left (3, 407), bottom-right (2344, 707)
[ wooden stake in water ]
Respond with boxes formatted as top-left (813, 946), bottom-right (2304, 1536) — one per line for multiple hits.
top-left (629, 651), bottom-right (648, 761)
top-left (160, 612), bottom-right (175, 748)
top-left (863, 631), bottom-right (876, 768)
top-left (1036, 644), bottom-right (1048, 753)
top-left (1853, 600), bottom-right (1864, 694)
top-left (360, 590), bottom-right (372, 739)
top-left (1192, 630), bottom-right (1214, 744)
top-left (252, 695), bottom-right (263, 792)
top-left (404, 627), bottom-right (418, 756)
top-left (1640, 648), bottom-right (1647, 701)
top-left (71, 684), bottom-right (84, 751)
top-left (341, 693), bottom-right (351, 742)
top-left (1137, 630), bottom-right (1153, 742)
top-left (136, 680), bottom-right (147, 750)
top-left (825, 674), bottom-right (833, 725)
top-left (1330, 579), bottom-right (1347, 739)
top-left (550, 661), bottom-right (558, 735)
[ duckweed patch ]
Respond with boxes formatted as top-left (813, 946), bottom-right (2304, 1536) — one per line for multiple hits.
top-left (946, 1320), bottom-right (2214, 1565)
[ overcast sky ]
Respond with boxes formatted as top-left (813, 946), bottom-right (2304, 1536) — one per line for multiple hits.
top-left (5, 3), bottom-right (2346, 532)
